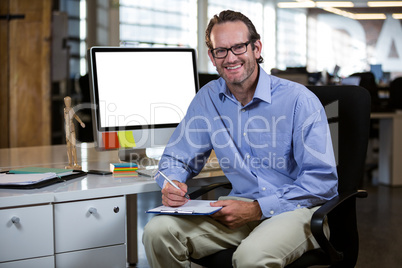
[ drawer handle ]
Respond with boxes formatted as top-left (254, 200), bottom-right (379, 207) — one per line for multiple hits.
top-left (113, 206), bottom-right (120, 213)
top-left (88, 207), bottom-right (97, 214)
top-left (11, 216), bottom-right (20, 224)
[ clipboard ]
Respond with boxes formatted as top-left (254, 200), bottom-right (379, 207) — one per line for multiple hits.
top-left (0, 170), bottom-right (87, 189)
top-left (146, 200), bottom-right (222, 215)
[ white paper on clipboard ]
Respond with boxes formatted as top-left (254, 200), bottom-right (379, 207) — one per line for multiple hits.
top-left (146, 200), bottom-right (222, 215)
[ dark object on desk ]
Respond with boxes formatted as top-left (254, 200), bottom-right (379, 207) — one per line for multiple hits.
top-left (190, 85), bottom-right (370, 268)
top-left (198, 73), bottom-right (220, 90)
top-left (271, 67), bottom-right (309, 85)
top-left (87, 170), bottom-right (112, 175)
top-left (77, 74), bottom-right (94, 143)
top-left (0, 170), bottom-right (87, 189)
top-left (389, 77), bottom-right (402, 111)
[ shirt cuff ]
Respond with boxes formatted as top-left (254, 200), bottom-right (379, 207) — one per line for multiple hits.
top-left (155, 168), bottom-right (189, 188)
top-left (257, 194), bottom-right (282, 219)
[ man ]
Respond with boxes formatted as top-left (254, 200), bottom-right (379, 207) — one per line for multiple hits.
top-left (143, 10), bottom-right (338, 267)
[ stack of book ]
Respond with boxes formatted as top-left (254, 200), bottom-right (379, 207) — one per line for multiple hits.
top-left (110, 163), bottom-right (138, 178)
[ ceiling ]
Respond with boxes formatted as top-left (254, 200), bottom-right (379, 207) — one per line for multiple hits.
top-left (276, 1), bottom-right (402, 19)
top-left (335, 7), bottom-right (402, 13)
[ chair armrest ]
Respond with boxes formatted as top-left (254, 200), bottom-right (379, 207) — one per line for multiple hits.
top-left (189, 182), bottom-right (232, 200)
top-left (310, 190), bottom-right (368, 263)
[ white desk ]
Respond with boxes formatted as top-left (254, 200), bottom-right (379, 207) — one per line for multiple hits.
top-left (371, 112), bottom-right (402, 186)
top-left (0, 144), bottom-right (226, 267)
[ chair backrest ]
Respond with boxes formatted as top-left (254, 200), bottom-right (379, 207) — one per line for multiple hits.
top-left (307, 85), bottom-right (370, 193)
top-left (389, 77), bottom-right (402, 110)
top-left (307, 85), bottom-right (370, 267)
top-left (350, 72), bottom-right (379, 109)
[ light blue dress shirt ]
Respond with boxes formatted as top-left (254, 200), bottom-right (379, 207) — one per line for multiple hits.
top-left (156, 67), bottom-right (338, 219)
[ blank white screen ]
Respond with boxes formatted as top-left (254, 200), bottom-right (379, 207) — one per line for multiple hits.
top-left (95, 51), bottom-right (197, 129)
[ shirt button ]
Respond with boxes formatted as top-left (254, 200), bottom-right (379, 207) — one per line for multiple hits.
top-left (297, 204), bottom-right (301, 208)
top-left (243, 132), bottom-right (247, 136)
top-left (270, 210), bottom-right (274, 215)
top-left (241, 109), bottom-right (246, 112)
top-left (246, 154), bottom-right (251, 159)
top-left (261, 187), bottom-right (266, 191)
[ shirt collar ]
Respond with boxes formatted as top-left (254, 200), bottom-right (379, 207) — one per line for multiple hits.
top-left (218, 79), bottom-right (236, 103)
top-left (218, 66), bottom-right (272, 105)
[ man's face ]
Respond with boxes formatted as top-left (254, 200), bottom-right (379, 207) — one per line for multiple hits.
top-left (208, 21), bottom-right (262, 87)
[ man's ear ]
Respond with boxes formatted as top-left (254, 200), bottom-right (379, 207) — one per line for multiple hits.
top-left (208, 50), bottom-right (216, 67)
top-left (253, 40), bottom-right (262, 59)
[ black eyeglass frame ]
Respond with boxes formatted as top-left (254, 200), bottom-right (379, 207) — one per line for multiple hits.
top-left (211, 41), bottom-right (252, 59)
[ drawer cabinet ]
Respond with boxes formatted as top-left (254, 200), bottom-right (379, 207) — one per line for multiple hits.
top-left (0, 256), bottom-right (54, 268)
top-left (54, 196), bottom-right (126, 253)
top-left (55, 244), bottom-right (126, 268)
top-left (0, 204), bottom-right (54, 263)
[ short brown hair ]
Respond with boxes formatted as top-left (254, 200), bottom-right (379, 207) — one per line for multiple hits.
top-left (205, 10), bottom-right (263, 64)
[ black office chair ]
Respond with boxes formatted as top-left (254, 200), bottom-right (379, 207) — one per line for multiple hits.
top-left (350, 72), bottom-right (379, 107)
top-left (190, 85), bottom-right (370, 268)
top-left (389, 77), bottom-right (402, 110)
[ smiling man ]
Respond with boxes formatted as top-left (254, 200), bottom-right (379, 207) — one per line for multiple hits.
top-left (143, 10), bottom-right (338, 268)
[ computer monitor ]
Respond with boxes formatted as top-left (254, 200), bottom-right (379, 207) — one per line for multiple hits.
top-left (341, 76), bottom-right (361, 86)
top-left (88, 46), bottom-right (199, 161)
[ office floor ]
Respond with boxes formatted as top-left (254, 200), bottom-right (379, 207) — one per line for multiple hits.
top-left (355, 180), bottom-right (402, 267)
top-left (135, 191), bottom-right (162, 268)
top-left (134, 181), bottom-right (402, 268)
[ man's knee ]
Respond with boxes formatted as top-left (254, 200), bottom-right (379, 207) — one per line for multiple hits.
top-left (232, 237), bottom-right (284, 268)
top-left (143, 216), bottom-right (192, 267)
top-left (143, 216), bottom-right (176, 245)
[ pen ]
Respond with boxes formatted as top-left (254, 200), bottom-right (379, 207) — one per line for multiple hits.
top-left (158, 170), bottom-right (190, 200)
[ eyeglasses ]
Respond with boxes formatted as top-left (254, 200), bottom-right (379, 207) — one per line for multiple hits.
top-left (211, 41), bottom-right (251, 59)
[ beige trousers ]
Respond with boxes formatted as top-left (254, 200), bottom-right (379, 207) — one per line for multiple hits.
top-left (142, 205), bottom-right (328, 268)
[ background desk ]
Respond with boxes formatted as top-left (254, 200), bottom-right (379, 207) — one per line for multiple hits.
top-left (0, 144), bottom-right (226, 267)
top-left (371, 112), bottom-right (402, 186)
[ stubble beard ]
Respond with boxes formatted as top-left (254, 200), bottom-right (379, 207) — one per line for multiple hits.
top-left (217, 59), bottom-right (257, 87)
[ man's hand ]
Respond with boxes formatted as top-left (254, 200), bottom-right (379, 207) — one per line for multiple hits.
top-left (210, 200), bottom-right (262, 229)
top-left (161, 180), bottom-right (189, 207)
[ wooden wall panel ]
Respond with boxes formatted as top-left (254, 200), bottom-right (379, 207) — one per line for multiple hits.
top-left (0, 1), bottom-right (10, 148)
top-left (8, 0), bottom-right (52, 147)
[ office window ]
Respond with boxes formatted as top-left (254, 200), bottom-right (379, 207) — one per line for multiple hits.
top-left (119, 0), bottom-right (197, 48)
top-left (59, 0), bottom-right (87, 76)
top-left (276, 8), bottom-right (307, 70)
top-left (208, 0), bottom-right (263, 20)
top-left (307, 14), bottom-right (367, 77)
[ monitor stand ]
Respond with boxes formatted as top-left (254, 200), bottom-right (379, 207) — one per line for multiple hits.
top-left (118, 147), bottom-right (164, 167)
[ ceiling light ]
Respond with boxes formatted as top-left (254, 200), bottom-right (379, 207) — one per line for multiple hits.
top-left (315, 1), bottom-right (354, 8)
top-left (323, 7), bottom-right (355, 19)
top-left (393, 13), bottom-right (402, 19)
top-left (323, 7), bottom-right (386, 20)
top-left (368, 1), bottom-right (402, 7)
top-left (354, 13), bottom-right (387, 20)
top-left (277, 1), bottom-right (316, 8)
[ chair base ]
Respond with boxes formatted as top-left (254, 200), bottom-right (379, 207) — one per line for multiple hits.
top-left (190, 248), bottom-right (235, 268)
top-left (191, 248), bottom-right (330, 268)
